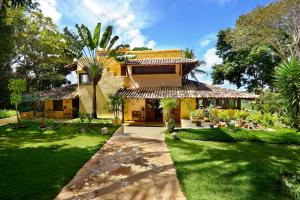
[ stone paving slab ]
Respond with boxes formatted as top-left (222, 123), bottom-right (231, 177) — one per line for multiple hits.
top-left (55, 126), bottom-right (185, 200)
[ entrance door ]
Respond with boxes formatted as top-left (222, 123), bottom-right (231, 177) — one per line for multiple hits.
top-left (146, 99), bottom-right (163, 122)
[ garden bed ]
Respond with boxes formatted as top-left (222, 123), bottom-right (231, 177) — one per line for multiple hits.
top-left (175, 127), bottom-right (300, 145)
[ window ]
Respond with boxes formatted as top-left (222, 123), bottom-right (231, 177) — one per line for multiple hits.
top-left (132, 65), bottom-right (176, 75)
top-left (79, 73), bottom-right (90, 85)
top-left (53, 100), bottom-right (63, 111)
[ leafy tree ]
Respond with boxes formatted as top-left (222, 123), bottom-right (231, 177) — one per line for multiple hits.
top-left (212, 29), bottom-right (280, 91)
top-left (108, 95), bottom-right (125, 122)
top-left (0, 0), bottom-right (35, 11)
top-left (183, 48), bottom-right (206, 81)
top-left (12, 10), bottom-right (73, 91)
top-left (65, 23), bottom-right (122, 118)
top-left (274, 57), bottom-right (300, 131)
top-left (228, 0), bottom-right (300, 59)
top-left (8, 79), bottom-right (26, 124)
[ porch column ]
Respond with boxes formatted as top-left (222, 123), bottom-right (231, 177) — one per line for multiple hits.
top-left (237, 99), bottom-right (241, 110)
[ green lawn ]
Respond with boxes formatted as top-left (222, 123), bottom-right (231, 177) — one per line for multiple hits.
top-left (166, 130), bottom-right (300, 200)
top-left (0, 121), bottom-right (118, 200)
top-left (176, 127), bottom-right (300, 144)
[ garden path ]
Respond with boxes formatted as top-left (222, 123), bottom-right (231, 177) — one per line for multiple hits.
top-left (55, 126), bottom-right (185, 200)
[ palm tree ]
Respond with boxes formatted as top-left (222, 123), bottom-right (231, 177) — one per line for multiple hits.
top-left (64, 23), bottom-right (123, 118)
top-left (184, 48), bottom-right (206, 82)
top-left (274, 56), bottom-right (300, 131)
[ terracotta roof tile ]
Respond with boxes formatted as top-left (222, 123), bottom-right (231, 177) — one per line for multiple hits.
top-left (116, 80), bottom-right (258, 99)
top-left (37, 84), bottom-right (78, 100)
top-left (125, 57), bottom-right (198, 65)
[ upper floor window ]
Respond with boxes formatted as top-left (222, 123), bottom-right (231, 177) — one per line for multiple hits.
top-left (132, 65), bottom-right (176, 75)
top-left (79, 73), bottom-right (90, 85)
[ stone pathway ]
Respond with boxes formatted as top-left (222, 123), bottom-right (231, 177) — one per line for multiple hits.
top-left (0, 116), bottom-right (17, 126)
top-left (55, 126), bottom-right (186, 200)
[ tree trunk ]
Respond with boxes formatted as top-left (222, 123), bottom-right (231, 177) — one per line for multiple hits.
top-left (0, 0), bottom-right (3, 11)
top-left (15, 104), bottom-right (20, 124)
top-left (92, 82), bottom-right (97, 119)
top-left (121, 104), bottom-right (124, 123)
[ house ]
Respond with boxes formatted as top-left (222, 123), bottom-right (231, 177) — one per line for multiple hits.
top-left (76, 49), bottom-right (256, 123)
top-left (32, 49), bottom-right (257, 121)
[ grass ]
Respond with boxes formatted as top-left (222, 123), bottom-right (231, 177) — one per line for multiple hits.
top-left (176, 127), bottom-right (300, 144)
top-left (0, 109), bottom-right (16, 119)
top-left (166, 137), bottom-right (300, 200)
top-left (0, 121), bottom-right (118, 200)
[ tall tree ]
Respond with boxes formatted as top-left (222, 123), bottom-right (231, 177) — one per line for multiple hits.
top-left (228, 0), bottom-right (300, 59)
top-left (183, 48), bottom-right (206, 82)
top-left (65, 23), bottom-right (121, 118)
top-left (12, 10), bottom-right (73, 92)
top-left (212, 29), bottom-right (280, 92)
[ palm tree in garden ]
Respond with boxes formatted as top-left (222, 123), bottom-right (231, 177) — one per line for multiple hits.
top-left (64, 23), bottom-right (124, 118)
top-left (274, 57), bottom-right (300, 131)
top-left (184, 48), bottom-right (206, 81)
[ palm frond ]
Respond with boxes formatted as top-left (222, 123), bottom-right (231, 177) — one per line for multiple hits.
top-left (100, 26), bottom-right (113, 48)
top-left (93, 23), bottom-right (101, 48)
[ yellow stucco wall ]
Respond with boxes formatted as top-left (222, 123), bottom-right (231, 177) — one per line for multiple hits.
top-left (78, 70), bottom-right (125, 118)
top-left (126, 64), bottom-right (182, 88)
top-left (44, 99), bottom-right (73, 119)
top-left (180, 98), bottom-right (197, 119)
top-left (124, 99), bottom-right (145, 121)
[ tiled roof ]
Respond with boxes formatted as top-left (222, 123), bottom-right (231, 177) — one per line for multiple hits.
top-left (37, 84), bottom-right (78, 100)
top-left (116, 80), bottom-right (258, 99)
top-left (125, 57), bottom-right (199, 66)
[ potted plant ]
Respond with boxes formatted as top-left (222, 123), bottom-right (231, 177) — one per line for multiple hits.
top-left (108, 95), bottom-right (124, 126)
top-left (190, 109), bottom-right (204, 127)
top-left (161, 98), bottom-right (178, 132)
top-left (235, 110), bottom-right (248, 127)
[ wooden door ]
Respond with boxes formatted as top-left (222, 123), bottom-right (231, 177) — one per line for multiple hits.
top-left (146, 99), bottom-right (156, 121)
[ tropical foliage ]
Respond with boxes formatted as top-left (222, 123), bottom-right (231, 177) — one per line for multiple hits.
top-left (64, 23), bottom-right (121, 118)
top-left (274, 57), bottom-right (300, 130)
top-left (212, 0), bottom-right (300, 91)
top-left (183, 48), bottom-right (206, 81)
top-left (108, 95), bottom-right (125, 120)
top-left (161, 98), bottom-right (177, 132)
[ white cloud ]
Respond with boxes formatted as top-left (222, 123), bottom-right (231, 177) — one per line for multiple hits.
top-left (199, 33), bottom-right (217, 47)
top-left (57, 0), bottom-right (157, 49)
top-left (203, 48), bottom-right (222, 71)
top-left (38, 0), bottom-right (62, 24)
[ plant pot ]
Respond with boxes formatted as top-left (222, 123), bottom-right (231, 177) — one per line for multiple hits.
top-left (209, 124), bottom-right (214, 129)
top-left (112, 117), bottom-right (122, 126)
top-left (195, 120), bottom-right (202, 127)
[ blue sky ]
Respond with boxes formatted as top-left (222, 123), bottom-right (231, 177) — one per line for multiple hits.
top-left (39, 0), bottom-right (275, 89)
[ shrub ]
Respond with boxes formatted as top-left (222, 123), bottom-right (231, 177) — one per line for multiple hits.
top-left (190, 109), bottom-right (205, 119)
top-left (261, 113), bottom-right (278, 127)
top-left (166, 118), bottom-right (176, 132)
top-left (0, 109), bottom-right (17, 119)
top-left (278, 171), bottom-right (300, 200)
top-left (235, 110), bottom-right (248, 120)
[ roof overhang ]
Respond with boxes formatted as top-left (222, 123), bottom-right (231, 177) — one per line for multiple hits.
top-left (116, 80), bottom-right (258, 99)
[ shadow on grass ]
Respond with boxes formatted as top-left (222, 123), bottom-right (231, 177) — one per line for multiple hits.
top-left (0, 122), bottom-right (118, 148)
top-left (0, 122), bottom-right (116, 200)
top-left (166, 137), bottom-right (300, 200)
top-left (0, 144), bottom-right (103, 200)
